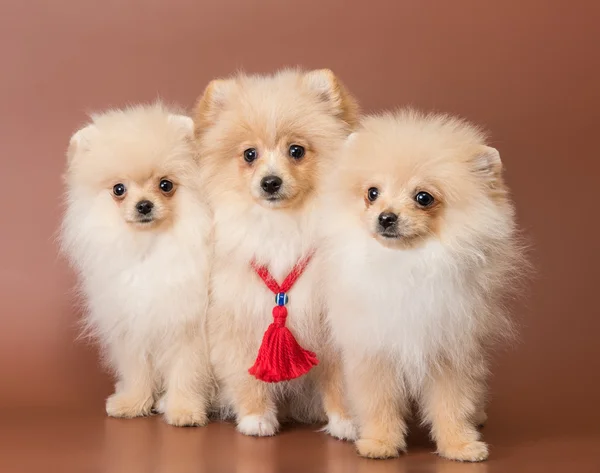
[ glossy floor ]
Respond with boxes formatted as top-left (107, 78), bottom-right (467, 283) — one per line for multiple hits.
top-left (1, 412), bottom-right (598, 473)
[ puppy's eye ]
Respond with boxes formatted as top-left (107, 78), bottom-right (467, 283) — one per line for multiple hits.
top-left (243, 148), bottom-right (258, 163)
top-left (113, 183), bottom-right (126, 197)
top-left (159, 179), bottom-right (174, 194)
top-left (289, 144), bottom-right (305, 160)
top-left (367, 187), bottom-right (379, 202)
top-left (415, 191), bottom-right (434, 207)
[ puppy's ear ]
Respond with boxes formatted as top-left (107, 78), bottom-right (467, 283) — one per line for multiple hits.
top-left (303, 69), bottom-right (359, 129)
top-left (168, 114), bottom-right (194, 138)
top-left (193, 79), bottom-right (234, 138)
top-left (470, 145), bottom-right (503, 183)
top-left (67, 124), bottom-right (96, 164)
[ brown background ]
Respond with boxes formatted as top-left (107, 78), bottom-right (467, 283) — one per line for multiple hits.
top-left (1, 0), bottom-right (599, 471)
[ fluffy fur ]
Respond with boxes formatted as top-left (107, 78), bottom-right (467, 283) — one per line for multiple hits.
top-left (60, 103), bottom-right (213, 426)
top-left (320, 110), bottom-right (527, 461)
top-left (194, 69), bottom-right (359, 438)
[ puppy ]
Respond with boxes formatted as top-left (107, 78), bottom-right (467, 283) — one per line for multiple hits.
top-left (194, 69), bottom-right (359, 438)
top-left (60, 103), bottom-right (212, 426)
top-left (321, 110), bottom-right (526, 461)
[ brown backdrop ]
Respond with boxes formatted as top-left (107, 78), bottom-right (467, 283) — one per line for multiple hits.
top-left (1, 0), bottom-right (599, 471)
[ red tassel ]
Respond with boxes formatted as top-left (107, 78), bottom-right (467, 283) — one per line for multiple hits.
top-left (249, 305), bottom-right (319, 383)
top-left (249, 253), bottom-right (319, 382)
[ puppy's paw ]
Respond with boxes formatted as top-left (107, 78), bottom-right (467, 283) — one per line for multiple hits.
top-left (106, 392), bottom-right (153, 418)
top-left (438, 440), bottom-right (489, 462)
top-left (355, 438), bottom-right (401, 459)
top-left (321, 414), bottom-right (358, 441)
top-left (164, 405), bottom-right (208, 427)
top-left (237, 413), bottom-right (279, 437)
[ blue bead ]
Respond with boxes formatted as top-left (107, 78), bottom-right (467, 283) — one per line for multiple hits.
top-left (275, 292), bottom-right (288, 306)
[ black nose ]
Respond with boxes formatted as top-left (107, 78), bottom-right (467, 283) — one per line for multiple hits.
top-left (378, 212), bottom-right (398, 229)
top-left (260, 175), bottom-right (283, 194)
top-left (136, 200), bottom-right (154, 215)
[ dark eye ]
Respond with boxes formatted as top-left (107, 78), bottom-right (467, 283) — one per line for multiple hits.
top-left (159, 179), bottom-right (174, 193)
top-left (367, 187), bottom-right (379, 202)
top-left (113, 183), bottom-right (126, 197)
top-left (243, 148), bottom-right (258, 163)
top-left (289, 144), bottom-right (305, 160)
top-left (415, 191), bottom-right (434, 207)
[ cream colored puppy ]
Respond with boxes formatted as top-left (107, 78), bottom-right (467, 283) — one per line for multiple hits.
top-left (321, 110), bottom-right (526, 461)
top-left (61, 103), bottom-right (212, 426)
top-left (194, 69), bottom-right (358, 438)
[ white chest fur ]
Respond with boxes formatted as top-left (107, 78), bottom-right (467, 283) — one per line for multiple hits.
top-left (326, 235), bottom-right (483, 382)
top-left (72, 209), bottom-right (210, 350)
top-left (209, 204), bottom-right (324, 349)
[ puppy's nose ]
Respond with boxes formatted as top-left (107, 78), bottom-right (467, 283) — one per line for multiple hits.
top-left (261, 175), bottom-right (283, 194)
top-left (136, 200), bottom-right (154, 215)
top-left (378, 212), bottom-right (398, 229)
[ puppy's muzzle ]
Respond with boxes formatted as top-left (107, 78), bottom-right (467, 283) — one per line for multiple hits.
top-left (377, 212), bottom-right (400, 237)
top-left (378, 212), bottom-right (397, 229)
top-left (135, 200), bottom-right (154, 222)
top-left (261, 175), bottom-right (283, 195)
top-left (259, 175), bottom-right (286, 202)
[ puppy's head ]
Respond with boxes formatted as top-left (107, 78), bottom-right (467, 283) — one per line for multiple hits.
top-left (66, 104), bottom-right (197, 231)
top-left (194, 69), bottom-right (358, 210)
top-left (335, 110), bottom-right (512, 250)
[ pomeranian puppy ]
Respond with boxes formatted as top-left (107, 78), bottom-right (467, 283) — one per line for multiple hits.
top-left (321, 110), bottom-right (526, 461)
top-left (194, 69), bottom-right (359, 438)
top-left (60, 103), bottom-right (212, 426)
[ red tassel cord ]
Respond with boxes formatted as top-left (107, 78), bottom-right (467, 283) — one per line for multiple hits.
top-left (248, 252), bottom-right (319, 383)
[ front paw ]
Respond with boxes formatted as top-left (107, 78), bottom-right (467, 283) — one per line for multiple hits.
top-left (106, 392), bottom-right (153, 418)
top-left (237, 413), bottom-right (279, 437)
top-left (158, 393), bottom-right (208, 427)
top-left (355, 437), bottom-right (402, 459)
top-left (438, 440), bottom-right (489, 462)
top-left (321, 414), bottom-right (358, 441)
top-left (164, 405), bottom-right (208, 427)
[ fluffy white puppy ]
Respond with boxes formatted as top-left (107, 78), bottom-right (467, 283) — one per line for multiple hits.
top-left (194, 69), bottom-right (359, 438)
top-left (321, 110), bottom-right (526, 461)
top-left (60, 103), bottom-right (212, 426)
